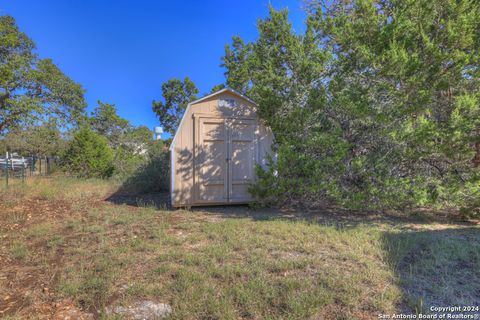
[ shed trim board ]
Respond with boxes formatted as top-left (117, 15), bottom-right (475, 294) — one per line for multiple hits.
top-left (169, 88), bottom-right (273, 207)
top-left (170, 148), bottom-right (175, 204)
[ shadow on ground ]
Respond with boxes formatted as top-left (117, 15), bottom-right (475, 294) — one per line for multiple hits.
top-left (106, 192), bottom-right (171, 209)
top-left (381, 227), bottom-right (480, 313)
top-left (105, 191), bottom-right (480, 314)
top-left (105, 191), bottom-right (477, 229)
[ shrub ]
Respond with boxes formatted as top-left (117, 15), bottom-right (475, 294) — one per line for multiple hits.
top-left (118, 140), bottom-right (170, 193)
top-left (62, 127), bottom-right (114, 178)
top-left (459, 187), bottom-right (480, 220)
top-left (112, 145), bottom-right (146, 180)
top-left (226, 2), bottom-right (480, 215)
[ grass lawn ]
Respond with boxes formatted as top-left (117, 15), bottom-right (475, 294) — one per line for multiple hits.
top-left (0, 177), bottom-right (479, 319)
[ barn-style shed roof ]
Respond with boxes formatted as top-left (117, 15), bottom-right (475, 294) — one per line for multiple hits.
top-left (169, 88), bottom-right (256, 151)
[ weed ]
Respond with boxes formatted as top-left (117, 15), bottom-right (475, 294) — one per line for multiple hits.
top-left (27, 222), bottom-right (53, 238)
top-left (10, 241), bottom-right (29, 260)
top-left (1, 177), bottom-right (478, 319)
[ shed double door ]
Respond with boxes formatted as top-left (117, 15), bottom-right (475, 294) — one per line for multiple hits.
top-left (195, 117), bottom-right (256, 204)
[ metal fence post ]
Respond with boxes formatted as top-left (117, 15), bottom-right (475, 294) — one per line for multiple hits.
top-left (21, 157), bottom-right (25, 184)
top-left (5, 153), bottom-right (9, 188)
top-left (32, 156), bottom-right (36, 176)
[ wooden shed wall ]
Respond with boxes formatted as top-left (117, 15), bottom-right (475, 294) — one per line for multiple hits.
top-left (171, 91), bottom-right (273, 207)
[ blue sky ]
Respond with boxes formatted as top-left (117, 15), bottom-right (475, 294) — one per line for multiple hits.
top-left (1, 0), bottom-right (306, 133)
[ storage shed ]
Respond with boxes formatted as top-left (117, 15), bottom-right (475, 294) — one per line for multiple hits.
top-left (169, 88), bottom-right (273, 207)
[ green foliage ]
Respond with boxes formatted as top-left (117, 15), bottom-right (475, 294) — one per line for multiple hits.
top-left (152, 77), bottom-right (198, 135)
top-left (222, 36), bottom-right (254, 94)
top-left (124, 125), bottom-right (152, 146)
top-left (89, 101), bottom-right (130, 147)
top-left (112, 145), bottom-right (146, 180)
top-left (62, 127), bottom-right (114, 178)
top-left (210, 83), bottom-right (226, 93)
top-left (88, 101), bottom-right (155, 181)
top-left (0, 15), bottom-right (86, 133)
top-left (111, 125), bottom-right (153, 178)
top-left (224, 2), bottom-right (480, 214)
top-left (119, 140), bottom-right (170, 193)
top-left (0, 120), bottom-right (66, 156)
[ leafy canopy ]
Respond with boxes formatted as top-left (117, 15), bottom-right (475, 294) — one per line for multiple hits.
top-left (223, 2), bottom-right (480, 214)
top-left (62, 127), bottom-right (114, 178)
top-left (0, 15), bottom-right (86, 133)
top-left (0, 120), bottom-right (66, 157)
top-left (90, 101), bottom-right (130, 147)
top-left (152, 77), bottom-right (198, 135)
top-left (87, 101), bottom-right (153, 177)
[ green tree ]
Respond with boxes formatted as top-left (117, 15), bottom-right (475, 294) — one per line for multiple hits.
top-left (210, 83), bottom-right (226, 94)
top-left (62, 127), bottom-right (114, 178)
top-left (0, 120), bottom-right (66, 157)
top-left (122, 125), bottom-right (152, 148)
top-left (119, 140), bottom-right (170, 193)
top-left (86, 100), bottom-right (153, 179)
top-left (224, 2), bottom-right (480, 214)
top-left (223, 7), bottom-right (328, 133)
top-left (222, 36), bottom-right (253, 94)
top-left (307, 0), bottom-right (480, 210)
top-left (113, 125), bottom-right (153, 176)
top-left (90, 101), bottom-right (130, 147)
top-left (29, 121), bottom-right (67, 156)
top-left (0, 15), bottom-right (86, 133)
top-left (152, 77), bottom-right (198, 135)
top-left (222, 6), bottom-right (331, 206)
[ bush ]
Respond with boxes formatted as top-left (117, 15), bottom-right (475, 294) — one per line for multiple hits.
top-left (226, 2), bottom-right (480, 216)
top-left (459, 186), bottom-right (480, 220)
top-left (112, 145), bottom-right (146, 180)
top-left (62, 127), bottom-right (114, 178)
top-left (249, 147), bottom-right (333, 209)
top-left (118, 140), bottom-right (170, 193)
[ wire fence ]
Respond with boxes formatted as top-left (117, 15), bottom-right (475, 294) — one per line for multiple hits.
top-left (0, 153), bottom-right (59, 187)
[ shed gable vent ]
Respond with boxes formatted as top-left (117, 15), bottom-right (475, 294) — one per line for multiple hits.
top-left (219, 98), bottom-right (236, 108)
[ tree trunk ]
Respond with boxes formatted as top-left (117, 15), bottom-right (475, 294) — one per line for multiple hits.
top-left (474, 141), bottom-right (480, 167)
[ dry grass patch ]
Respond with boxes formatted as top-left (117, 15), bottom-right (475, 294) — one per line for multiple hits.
top-left (0, 177), bottom-right (478, 319)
